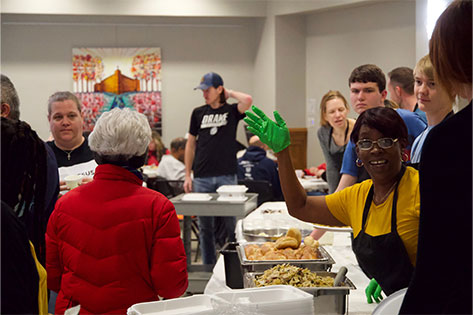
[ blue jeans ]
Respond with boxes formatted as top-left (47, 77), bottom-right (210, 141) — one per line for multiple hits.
top-left (193, 175), bottom-right (237, 265)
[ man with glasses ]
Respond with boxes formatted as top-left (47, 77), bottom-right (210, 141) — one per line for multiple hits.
top-left (335, 64), bottom-right (426, 192)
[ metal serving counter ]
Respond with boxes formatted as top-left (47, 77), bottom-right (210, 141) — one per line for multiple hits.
top-left (170, 193), bottom-right (258, 293)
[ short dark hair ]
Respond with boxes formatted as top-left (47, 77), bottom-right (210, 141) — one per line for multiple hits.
top-left (351, 107), bottom-right (408, 149)
top-left (1, 74), bottom-right (20, 120)
top-left (388, 67), bottom-right (414, 95)
top-left (349, 64), bottom-right (386, 92)
top-left (48, 91), bottom-right (81, 116)
top-left (429, 0), bottom-right (472, 95)
top-left (170, 137), bottom-right (187, 151)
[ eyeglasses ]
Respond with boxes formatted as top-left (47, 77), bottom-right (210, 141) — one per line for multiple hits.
top-left (356, 138), bottom-right (398, 150)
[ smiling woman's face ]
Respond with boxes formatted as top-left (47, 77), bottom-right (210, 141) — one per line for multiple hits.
top-left (355, 125), bottom-right (402, 182)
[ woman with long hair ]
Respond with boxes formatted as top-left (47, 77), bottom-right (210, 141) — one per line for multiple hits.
top-left (316, 90), bottom-right (355, 193)
top-left (147, 130), bottom-right (168, 166)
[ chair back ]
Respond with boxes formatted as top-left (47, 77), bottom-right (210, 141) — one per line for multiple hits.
top-left (238, 179), bottom-right (274, 206)
top-left (147, 176), bottom-right (184, 198)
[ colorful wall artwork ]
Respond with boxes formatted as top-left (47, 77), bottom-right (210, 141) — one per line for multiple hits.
top-left (72, 47), bottom-right (162, 132)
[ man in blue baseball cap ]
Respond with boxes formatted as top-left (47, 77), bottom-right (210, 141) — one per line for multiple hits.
top-left (184, 72), bottom-right (253, 265)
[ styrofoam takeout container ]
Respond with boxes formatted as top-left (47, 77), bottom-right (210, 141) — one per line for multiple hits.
top-left (127, 295), bottom-right (216, 315)
top-left (216, 185), bottom-right (248, 199)
top-left (181, 193), bottom-right (212, 201)
top-left (211, 285), bottom-right (314, 315)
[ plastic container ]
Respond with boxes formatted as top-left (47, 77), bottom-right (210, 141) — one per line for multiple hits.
top-left (127, 295), bottom-right (216, 315)
top-left (372, 288), bottom-right (407, 315)
top-left (219, 242), bottom-right (244, 289)
top-left (181, 193), bottom-right (212, 201)
top-left (216, 185), bottom-right (248, 199)
top-left (212, 285), bottom-right (314, 315)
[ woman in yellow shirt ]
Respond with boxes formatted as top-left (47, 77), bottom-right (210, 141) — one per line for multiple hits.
top-left (245, 106), bottom-right (419, 302)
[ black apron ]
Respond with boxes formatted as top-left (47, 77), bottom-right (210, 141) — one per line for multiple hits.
top-left (352, 166), bottom-right (413, 296)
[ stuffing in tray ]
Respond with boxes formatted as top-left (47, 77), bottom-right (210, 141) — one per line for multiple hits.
top-left (254, 263), bottom-right (334, 287)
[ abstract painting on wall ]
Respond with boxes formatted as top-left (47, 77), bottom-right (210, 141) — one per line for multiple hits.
top-left (72, 47), bottom-right (162, 132)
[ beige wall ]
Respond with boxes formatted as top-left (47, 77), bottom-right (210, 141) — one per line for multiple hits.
top-left (1, 0), bottom-right (425, 167)
top-left (1, 15), bottom-right (259, 147)
top-left (275, 14), bottom-right (306, 127)
top-left (305, 0), bottom-right (416, 167)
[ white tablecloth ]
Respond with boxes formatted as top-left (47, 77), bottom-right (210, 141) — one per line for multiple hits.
top-left (205, 202), bottom-right (378, 315)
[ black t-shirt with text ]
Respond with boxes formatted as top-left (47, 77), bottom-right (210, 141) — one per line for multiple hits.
top-left (189, 103), bottom-right (244, 178)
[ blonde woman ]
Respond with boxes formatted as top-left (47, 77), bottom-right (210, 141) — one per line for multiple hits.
top-left (317, 91), bottom-right (355, 193)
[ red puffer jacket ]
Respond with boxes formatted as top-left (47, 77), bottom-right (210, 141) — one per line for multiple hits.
top-left (46, 164), bottom-right (188, 314)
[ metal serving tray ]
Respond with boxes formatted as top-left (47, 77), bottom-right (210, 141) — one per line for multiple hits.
top-left (244, 271), bottom-right (356, 315)
top-left (237, 242), bottom-right (335, 272)
top-left (242, 227), bottom-right (313, 242)
top-left (170, 193), bottom-right (258, 217)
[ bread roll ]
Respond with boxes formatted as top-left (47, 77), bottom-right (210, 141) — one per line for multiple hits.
top-left (286, 227), bottom-right (302, 247)
top-left (303, 235), bottom-right (318, 248)
top-left (275, 236), bottom-right (299, 249)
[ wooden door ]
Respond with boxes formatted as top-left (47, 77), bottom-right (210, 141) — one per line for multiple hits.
top-left (288, 128), bottom-right (307, 169)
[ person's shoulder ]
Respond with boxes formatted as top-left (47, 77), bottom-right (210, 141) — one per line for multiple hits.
top-left (396, 108), bottom-right (425, 123)
top-left (226, 102), bottom-right (243, 114)
top-left (345, 140), bottom-right (355, 151)
top-left (404, 165), bottom-right (419, 179)
top-left (434, 102), bottom-right (471, 133)
top-left (400, 166), bottom-right (420, 194)
top-left (317, 125), bottom-right (330, 136)
top-left (46, 140), bottom-right (55, 149)
top-left (192, 104), bottom-right (209, 114)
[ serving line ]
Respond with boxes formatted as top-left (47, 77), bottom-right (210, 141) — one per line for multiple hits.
top-left (230, 201), bottom-right (376, 314)
top-left (205, 231), bottom-right (376, 315)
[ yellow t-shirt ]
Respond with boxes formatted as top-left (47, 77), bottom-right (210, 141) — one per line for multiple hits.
top-left (325, 166), bottom-right (420, 266)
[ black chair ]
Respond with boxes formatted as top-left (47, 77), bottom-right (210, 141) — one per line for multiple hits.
top-left (146, 176), bottom-right (202, 261)
top-left (238, 179), bottom-right (274, 207)
top-left (147, 176), bottom-right (184, 198)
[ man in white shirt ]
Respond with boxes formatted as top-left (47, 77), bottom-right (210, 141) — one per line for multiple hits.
top-left (157, 137), bottom-right (186, 180)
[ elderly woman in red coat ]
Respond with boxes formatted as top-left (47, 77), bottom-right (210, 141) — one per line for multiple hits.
top-left (46, 108), bottom-right (188, 314)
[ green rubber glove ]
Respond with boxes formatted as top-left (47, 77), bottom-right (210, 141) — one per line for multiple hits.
top-left (244, 105), bottom-right (290, 153)
top-left (365, 278), bottom-right (384, 304)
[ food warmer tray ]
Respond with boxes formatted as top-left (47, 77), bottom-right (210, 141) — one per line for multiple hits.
top-left (244, 271), bottom-right (356, 315)
top-left (241, 227), bottom-right (313, 242)
top-left (237, 242), bottom-right (335, 272)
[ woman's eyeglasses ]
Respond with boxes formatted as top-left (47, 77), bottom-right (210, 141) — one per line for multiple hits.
top-left (356, 138), bottom-right (398, 150)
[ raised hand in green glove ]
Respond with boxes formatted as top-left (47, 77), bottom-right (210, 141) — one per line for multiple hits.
top-left (365, 278), bottom-right (384, 304)
top-left (244, 105), bottom-right (290, 153)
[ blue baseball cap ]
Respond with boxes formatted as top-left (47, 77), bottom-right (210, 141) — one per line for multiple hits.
top-left (194, 72), bottom-right (224, 90)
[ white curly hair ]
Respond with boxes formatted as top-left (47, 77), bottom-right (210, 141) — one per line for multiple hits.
top-left (89, 108), bottom-right (152, 159)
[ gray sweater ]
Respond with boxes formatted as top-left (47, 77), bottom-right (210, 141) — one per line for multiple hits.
top-left (317, 125), bottom-right (347, 193)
